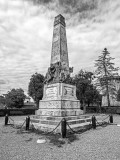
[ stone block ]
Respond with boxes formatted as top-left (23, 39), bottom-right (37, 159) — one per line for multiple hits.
top-left (33, 82), bottom-right (83, 133)
top-left (42, 83), bottom-right (77, 101)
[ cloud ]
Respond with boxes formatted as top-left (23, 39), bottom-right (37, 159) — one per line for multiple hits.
top-left (29, 0), bottom-right (97, 13)
top-left (26, 0), bottom-right (107, 25)
top-left (0, 0), bottom-right (120, 94)
top-left (0, 80), bottom-right (6, 85)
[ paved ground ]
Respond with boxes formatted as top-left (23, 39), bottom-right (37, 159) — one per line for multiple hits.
top-left (0, 114), bottom-right (120, 160)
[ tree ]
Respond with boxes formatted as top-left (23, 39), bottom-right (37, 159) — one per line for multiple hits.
top-left (84, 84), bottom-right (101, 107)
top-left (0, 95), bottom-right (5, 108)
top-left (28, 73), bottom-right (45, 108)
top-left (94, 48), bottom-right (119, 107)
top-left (73, 70), bottom-right (101, 111)
top-left (5, 88), bottom-right (26, 108)
top-left (0, 95), bottom-right (5, 105)
top-left (117, 88), bottom-right (120, 101)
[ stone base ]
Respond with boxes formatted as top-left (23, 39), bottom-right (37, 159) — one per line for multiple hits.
top-left (36, 83), bottom-right (83, 117)
top-left (30, 115), bottom-right (91, 133)
top-left (30, 114), bottom-right (107, 133)
top-left (32, 83), bottom-right (83, 133)
top-left (36, 99), bottom-right (83, 117)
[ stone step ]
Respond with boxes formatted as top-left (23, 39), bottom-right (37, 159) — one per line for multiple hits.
top-left (32, 114), bottom-right (107, 120)
top-left (31, 119), bottom-right (58, 125)
top-left (30, 117), bottom-right (91, 126)
top-left (68, 118), bottom-right (91, 125)
top-left (31, 114), bottom-right (108, 126)
top-left (67, 122), bottom-right (91, 130)
top-left (31, 115), bottom-right (91, 121)
top-left (30, 118), bottom-right (107, 133)
top-left (67, 119), bottom-right (109, 132)
top-left (31, 123), bottom-right (58, 132)
top-left (30, 114), bottom-right (109, 133)
top-left (30, 121), bottom-right (91, 133)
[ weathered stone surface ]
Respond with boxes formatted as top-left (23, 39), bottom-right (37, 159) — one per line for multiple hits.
top-left (36, 108), bottom-right (83, 117)
top-left (33, 14), bottom-right (83, 133)
top-left (45, 14), bottom-right (70, 84)
top-left (36, 82), bottom-right (83, 117)
top-left (30, 118), bottom-right (91, 133)
top-left (43, 83), bottom-right (77, 100)
top-left (39, 100), bottom-right (80, 110)
top-left (32, 115), bottom-right (90, 121)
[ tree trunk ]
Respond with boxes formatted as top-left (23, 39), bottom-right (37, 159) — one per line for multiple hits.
top-left (103, 53), bottom-right (110, 107)
top-left (83, 100), bottom-right (86, 114)
top-left (99, 103), bottom-right (101, 113)
top-left (107, 92), bottom-right (110, 107)
top-left (106, 81), bottom-right (110, 107)
top-left (36, 100), bottom-right (39, 109)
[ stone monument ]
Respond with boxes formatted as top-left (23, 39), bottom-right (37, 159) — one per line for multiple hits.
top-left (33, 14), bottom-right (84, 133)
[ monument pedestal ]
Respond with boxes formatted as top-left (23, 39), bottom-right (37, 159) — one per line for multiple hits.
top-left (36, 83), bottom-right (83, 117)
top-left (31, 83), bottom-right (84, 133)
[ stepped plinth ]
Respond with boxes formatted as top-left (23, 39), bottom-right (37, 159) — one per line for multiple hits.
top-left (31, 14), bottom-right (84, 133)
top-left (36, 83), bottom-right (82, 117)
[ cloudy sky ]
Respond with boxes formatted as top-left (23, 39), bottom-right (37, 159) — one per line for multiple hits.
top-left (0, 0), bottom-right (120, 95)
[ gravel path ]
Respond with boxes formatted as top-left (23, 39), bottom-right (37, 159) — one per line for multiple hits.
top-left (0, 114), bottom-right (120, 160)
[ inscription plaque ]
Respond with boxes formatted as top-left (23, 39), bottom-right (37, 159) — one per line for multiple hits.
top-left (64, 86), bottom-right (74, 96)
top-left (46, 86), bottom-right (58, 98)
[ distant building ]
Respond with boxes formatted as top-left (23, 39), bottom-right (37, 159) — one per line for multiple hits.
top-left (24, 96), bottom-right (31, 103)
top-left (102, 76), bottom-right (120, 106)
top-left (23, 96), bottom-right (36, 108)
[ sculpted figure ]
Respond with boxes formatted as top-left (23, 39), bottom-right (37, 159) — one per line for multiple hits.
top-left (44, 65), bottom-right (56, 84)
top-left (44, 61), bottom-right (71, 84)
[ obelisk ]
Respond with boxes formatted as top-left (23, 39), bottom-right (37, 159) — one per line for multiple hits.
top-left (44, 14), bottom-right (71, 84)
top-left (51, 14), bottom-right (69, 78)
top-left (35, 14), bottom-right (83, 133)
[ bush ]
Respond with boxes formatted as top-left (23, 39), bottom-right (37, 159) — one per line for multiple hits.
top-left (5, 88), bottom-right (26, 108)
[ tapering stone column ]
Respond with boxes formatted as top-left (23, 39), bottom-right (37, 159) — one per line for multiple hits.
top-left (51, 14), bottom-right (69, 78)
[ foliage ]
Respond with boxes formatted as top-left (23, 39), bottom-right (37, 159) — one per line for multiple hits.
top-left (0, 95), bottom-right (5, 105)
top-left (63, 75), bottom-right (75, 85)
top-left (5, 88), bottom-right (26, 108)
top-left (94, 48), bottom-right (119, 107)
top-left (28, 73), bottom-right (45, 107)
top-left (84, 84), bottom-right (102, 107)
top-left (73, 69), bottom-right (101, 107)
top-left (117, 88), bottom-right (120, 101)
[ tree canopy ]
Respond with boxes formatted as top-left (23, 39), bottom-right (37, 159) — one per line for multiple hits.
top-left (28, 72), bottom-right (45, 107)
top-left (0, 95), bottom-right (5, 105)
top-left (117, 88), bottom-right (120, 101)
top-left (94, 48), bottom-right (119, 107)
top-left (5, 88), bottom-right (26, 108)
top-left (0, 95), bottom-right (5, 108)
top-left (73, 69), bottom-right (101, 108)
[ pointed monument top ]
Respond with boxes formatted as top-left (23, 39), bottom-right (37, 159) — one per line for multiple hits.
top-left (54, 14), bottom-right (66, 27)
top-left (44, 14), bottom-right (71, 84)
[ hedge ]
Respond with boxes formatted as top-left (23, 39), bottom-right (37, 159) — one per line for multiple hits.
top-left (0, 108), bottom-right (37, 116)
